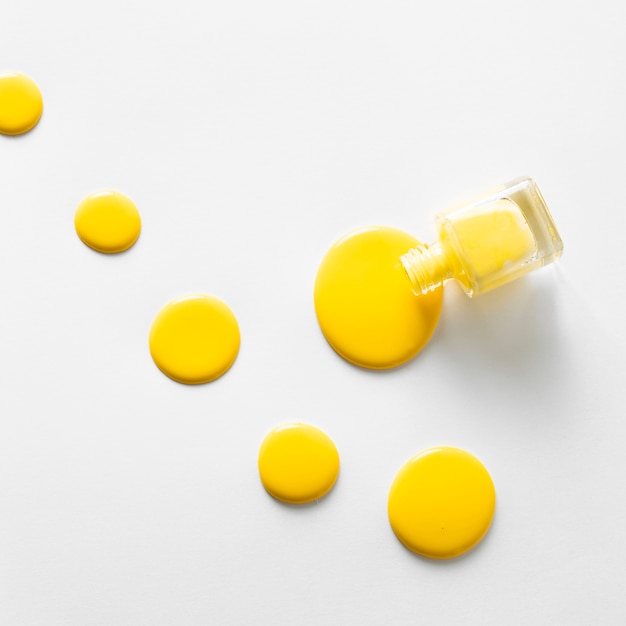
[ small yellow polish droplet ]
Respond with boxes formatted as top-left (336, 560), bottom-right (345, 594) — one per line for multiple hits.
top-left (258, 423), bottom-right (340, 504)
top-left (74, 190), bottom-right (141, 254)
top-left (314, 226), bottom-right (443, 369)
top-left (149, 294), bottom-right (240, 384)
top-left (388, 446), bottom-right (496, 559)
top-left (0, 72), bottom-right (43, 135)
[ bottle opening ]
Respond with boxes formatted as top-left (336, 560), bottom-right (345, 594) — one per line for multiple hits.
top-left (401, 243), bottom-right (450, 296)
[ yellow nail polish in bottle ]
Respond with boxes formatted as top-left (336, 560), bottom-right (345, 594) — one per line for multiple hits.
top-left (401, 177), bottom-right (563, 297)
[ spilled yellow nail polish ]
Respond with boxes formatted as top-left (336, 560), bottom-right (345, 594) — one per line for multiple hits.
top-left (149, 294), bottom-right (240, 384)
top-left (314, 226), bottom-right (443, 369)
top-left (74, 190), bottom-right (141, 254)
top-left (258, 423), bottom-right (340, 504)
top-left (0, 72), bottom-right (43, 135)
top-left (388, 446), bottom-right (496, 559)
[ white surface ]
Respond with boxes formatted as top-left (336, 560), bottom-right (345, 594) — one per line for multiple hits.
top-left (1, 1), bottom-right (625, 624)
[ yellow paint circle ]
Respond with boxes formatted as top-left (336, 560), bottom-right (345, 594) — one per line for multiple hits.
top-left (388, 446), bottom-right (496, 559)
top-left (149, 294), bottom-right (240, 384)
top-left (314, 226), bottom-right (443, 369)
top-left (0, 72), bottom-right (43, 135)
top-left (74, 190), bottom-right (141, 254)
top-left (258, 423), bottom-right (340, 504)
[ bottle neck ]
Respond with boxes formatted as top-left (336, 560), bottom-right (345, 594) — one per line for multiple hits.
top-left (401, 242), bottom-right (452, 296)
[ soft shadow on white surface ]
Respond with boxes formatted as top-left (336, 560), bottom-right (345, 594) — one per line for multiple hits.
top-left (430, 274), bottom-right (568, 395)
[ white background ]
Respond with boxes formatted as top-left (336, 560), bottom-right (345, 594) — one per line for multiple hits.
top-left (1, 1), bottom-right (625, 624)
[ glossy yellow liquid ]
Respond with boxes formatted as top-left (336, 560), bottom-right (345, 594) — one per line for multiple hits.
top-left (74, 190), bottom-right (141, 254)
top-left (449, 202), bottom-right (535, 276)
top-left (441, 200), bottom-right (536, 293)
top-left (314, 226), bottom-right (443, 369)
top-left (0, 72), bottom-right (43, 135)
top-left (388, 446), bottom-right (496, 559)
top-left (149, 294), bottom-right (240, 384)
top-left (258, 423), bottom-right (340, 504)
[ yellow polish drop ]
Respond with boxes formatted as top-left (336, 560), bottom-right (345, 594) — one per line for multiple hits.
top-left (0, 72), bottom-right (43, 135)
top-left (258, 423), bottom-right (340, 504)
top-left (149, 294), bottom-right (240, 384)
top-left (74, 190), bottom-right (141, 254)
top-left (388, 446), bottom-right (496, 559)
top-left (314, 226), bottom-right (443, 369)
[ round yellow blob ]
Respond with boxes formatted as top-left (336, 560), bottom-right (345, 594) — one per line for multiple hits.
top-left (388, 446), bottom-right (496, 559)
top-left (75, 190), bottom-right (142, 253)
top-left (258, 423), bottom-right (340, 504)
top-left (0, 72), bottom-right (43, 135)
top-left (149, 294), bottom-right (240, 384)
top-left (314, 226), bottom-right (443, 369)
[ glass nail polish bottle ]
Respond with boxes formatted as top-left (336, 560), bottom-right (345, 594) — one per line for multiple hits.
top-left (401, 177), bottom-right (563, 297)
